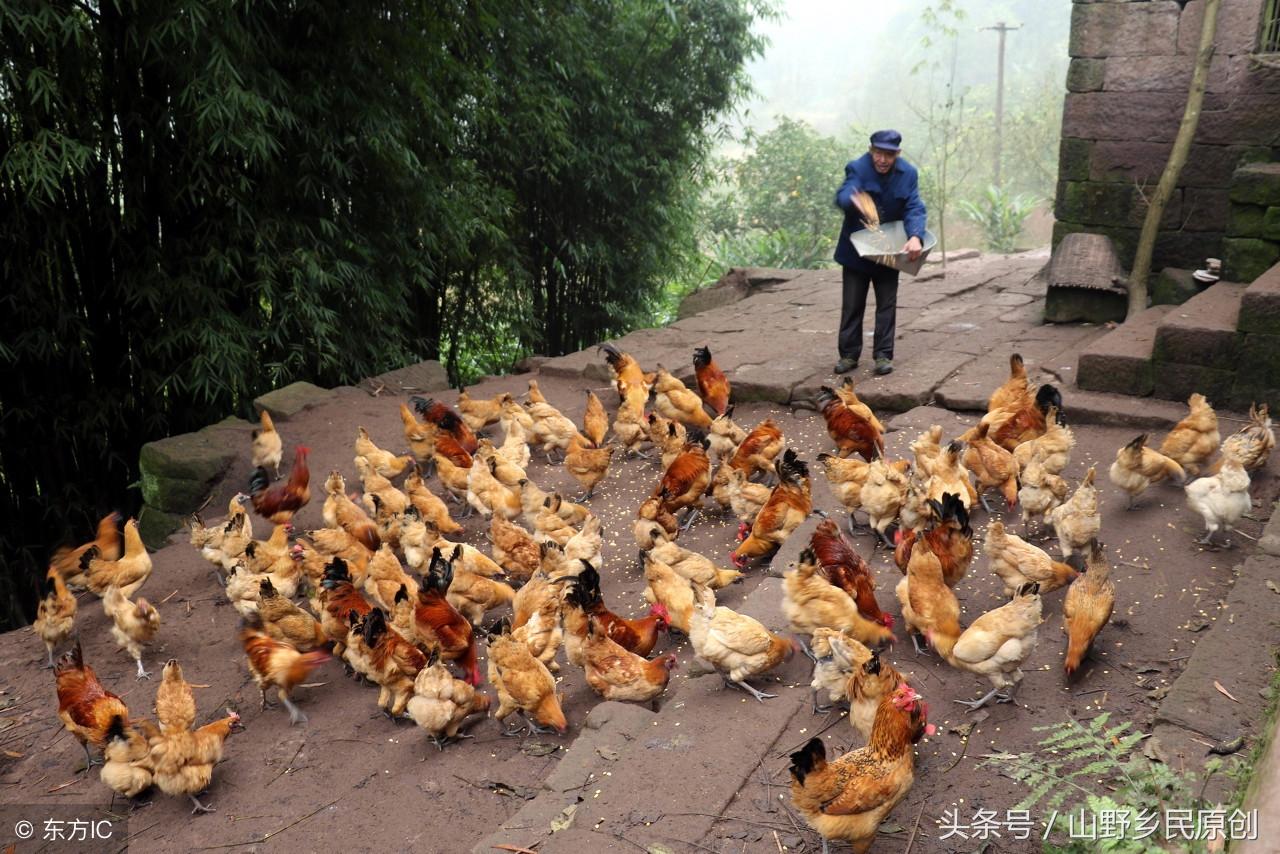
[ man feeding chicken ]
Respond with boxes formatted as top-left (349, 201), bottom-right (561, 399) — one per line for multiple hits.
top-left (832, 130), bottom-right (927, 377)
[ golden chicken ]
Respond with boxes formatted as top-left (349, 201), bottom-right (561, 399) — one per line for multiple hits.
top-left (356, 456), bottom-right (410, 517)
top-left (1215, 403), bottom-right (1274, 472)
top-left (446, 559), bottom-right (516, 625)
top-left (564, 433), bottom-right (615, 500)
top-left (103, 586), bottom-right (161, 679)
top-left (988, 352), bottom-right (1032, 414)
top-left (1016, 455), bottom-right (1069, 537)
top-left (404, 471), bottom-right (464, 535)
top-left (1049, 467), bottom-right (1102, 560)
top-left (564, 513), bottom-right (603, 569)
top-left (731, 450), bottom-right (812, 568)
top-left (34, 569), bottom-right (76, 667)
top-left (807, 627), bottom-right (866, 714)
top-left (1109, 433), bottom-right (1186, 509)
top-left (648, 411), bottom-right (688, 470)
top-left (689, 584), bottom-right (794, 702)
top-left (844, 648), bottom-right (908, 742)
top-left (652, 365), bottom-right (713, 429)
top-left (789, 685), bottom-right (932, 854)
top-left (708, 409), bottom-right (747, 460)
top-left (613, 380), bottom-right (651, 459)
top-left (646, 539), bottom-right (744, 590)
top-left (100, 717), bottom-right (154, 799)
top-left (895, 538), bottom-right (961, 656)
top-left (943, 583), bottom-right (1043, 710)
top-left (728, 418), bottom-right (785, 479)
top-left (251, 408), bottom-right (284, 480)
top-left (891, 493), bottom-right (973, 589)
top-left (1012, 406), bottom-right (1074, 477)
top-left (406, 654), bottom-right (491, 749)
top-left (466, 455), bottom-right (522, 520)
top-left (147, 709), bottom-right (242, 813)
top-left (84, 518), bottom-right (152, 599)
top-left (490, 516), bottom-right (542, 582)
top-left (960, 421), bottom-right (1018, 512)
top-left (457, 388), bottom-right (509, 434)
top-left (488, 629), bottom-right (567, 735)
top-left (835, 376), bottom-right (885, 435)
top-left (581, 618), bottom-right (678, 704)
top-left (400, 402), bottom-right (436, 464)
top-left (1159, 393), bottom-right (1220, 478)
top-left (980, 385), bottom-right (1064, 451)
top-left (583, 390), bottom-right (610, 448)
top-left (724, 465), bottom-right (773, 535)
top-left (155, 659), bottom-right (196, 734)
top-left (513, 594), bottom-right (564, 672)
top-left (1063, 539), bottom-right (1116, 679)
top-left (909, 425), bottom-right (945, 481)
top-left (354, 425), bottom-right (415, 479)
top-left (323, 471), bottom-right (380, 552)
top-left (655, 433), bottom-right (712, 528)
top-left (924, 441), bottom-right (977, 510)
top-left (361, 607), bottom-right (428, 716)
top-left (783, 548), bottom-right (893, 647)
top-left (599, 341), bottom-right (654, 398)
top-left (1186, 455), bottom-right (1253, 548)
top-left (860, 458), bottom-right (912, 548)
top-left (641, 554), bottom-right (697, 635)
top-left (524, 380), bottom-right (580, 462)
top-left (984, 520), bottom-right (1078, 597)
top-left (816, 386), bottom-right (883, 461)
top-left (818, 452), bottom-right (872, 533)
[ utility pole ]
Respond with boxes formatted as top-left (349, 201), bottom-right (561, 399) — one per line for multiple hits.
top-left (983, 21), bottom-right (1020, 188)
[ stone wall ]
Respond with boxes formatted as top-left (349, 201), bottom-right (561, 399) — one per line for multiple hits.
top-left (1054, 0), bottom-right (1280, 274)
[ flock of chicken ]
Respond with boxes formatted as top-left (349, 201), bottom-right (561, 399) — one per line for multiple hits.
top-left (32, 343), bottom-right (1275, 849)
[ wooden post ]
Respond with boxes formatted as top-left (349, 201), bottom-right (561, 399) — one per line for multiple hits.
top-left (983, 22), bottom-right (1020, 189)
top-left (1126, 0), bottom-right (1221, 318)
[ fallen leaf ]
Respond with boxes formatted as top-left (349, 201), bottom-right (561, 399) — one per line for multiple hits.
top-left (1209, 735), bottom-right (1245, 756)
top-left (1214, 681), bottom-right (1241, 703)
top-left (1142, 737), bottom-right (1167, 764)
top-left (1267, 580), bottom-right (1279, 594)
top-left (550, 803), bottom-right (577, 833)
top-left (480, 780), bottom-right (538, 800)
top-left (595, 746), bottom-right (619, 761)
top-left (521, 741), bottom-right (558, 757)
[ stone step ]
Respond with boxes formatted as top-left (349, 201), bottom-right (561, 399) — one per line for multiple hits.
top-left (1239, 262), bottom-right (1280, 336)
top-left (1152, 280), bottom-right (1248, 366)
top-left (1077, 304), bottom-right (1173, 396)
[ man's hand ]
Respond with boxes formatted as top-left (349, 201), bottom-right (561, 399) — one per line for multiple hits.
top-left (903, 235), bottom-right (923, 262)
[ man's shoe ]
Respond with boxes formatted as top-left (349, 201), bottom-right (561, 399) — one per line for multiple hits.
top-left (834, 357), bottom-right (858, 374)
top-left (874, 358), bottom-right (893, 376)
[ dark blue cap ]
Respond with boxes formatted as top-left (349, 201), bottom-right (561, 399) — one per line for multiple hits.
top-left (870, 129), bottom-right (902, 151)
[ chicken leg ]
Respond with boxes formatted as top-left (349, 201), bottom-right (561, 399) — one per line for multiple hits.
top-left (954, 687), bottom-right (1012, 711)
top-left (134, 657), bottom-right (152, 680)
top-left (189, 795), bottom-right (215, 814)
top-left (724, 676), bottom-right (776, 702)
top-left (280, 692), bottom-right (308, 725)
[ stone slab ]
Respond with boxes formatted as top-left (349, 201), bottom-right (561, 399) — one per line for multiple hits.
top-left (1077, 305), bottom-right (1172, 397)
top-left (855, 349), bottom-right (972, 413)
top-left (1225, 238), bottom-right (1280, 283)
top-left (137, 505), bottom-right (187, 551)
top-left (252, 380), bottom-right (338, 420)
top-left (1069, 1), bottom-right (1179, 58)
top-left (1151, 362), bottom-right (1238, 406)
top-left (1152, 281), bottom-right (1246, 366)
top-left (1151, 267), bottom-right (1206, 306)
top-left (138, 431), bottom-right (238, 492)
top-left (1240, 264), bottom-right (1280, 334)
top-left (370, 359), bottom-right (450, 394)
top-left (1064, 387), bottom-right (1191, 430)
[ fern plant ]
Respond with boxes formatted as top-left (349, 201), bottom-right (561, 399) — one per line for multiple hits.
top-left (981, 713), bottom-right (1226, 853)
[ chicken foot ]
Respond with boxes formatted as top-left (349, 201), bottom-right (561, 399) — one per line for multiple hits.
top-left (134, 657), bottom-right (152, 680)
top-left (724, 676), bottom-right (776, 702)
top-left (189, 794), bottom-right (215, 814)
top-left (280, 692), bottom-right (309, 725)
top-left (954, 686), bottom-right (1013, 711)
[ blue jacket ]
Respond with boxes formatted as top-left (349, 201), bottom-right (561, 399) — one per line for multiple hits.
top-left (833, 153), bottom-right (927, 270)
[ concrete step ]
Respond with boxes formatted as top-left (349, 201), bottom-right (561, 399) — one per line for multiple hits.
top-left (1077, 305), bottom-right (1173, 396)
top-left (1152, 280), bottom-right (1248, 367)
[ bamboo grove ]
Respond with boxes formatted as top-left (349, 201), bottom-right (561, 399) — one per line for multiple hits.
top-left (0, 0), bottom-right (769, 627)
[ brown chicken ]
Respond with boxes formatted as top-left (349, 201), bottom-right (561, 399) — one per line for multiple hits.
top-left (924, 441), bottom-right (978, 510)
top-left (960, 421), bottom-right (1018, 512)
top-left (446, 557), bottom-right (516, 626)
top-left (980, 384), bottom-right (1064, 451)
top-left (655, 432), bottom-right (712, 527)
top-left (315, 557), bottom-right (374, 654)
top-left (415, 549), bottom-right (481, 686)
top-left (613, 379), bottom-right (651, 459)
top-left (361, 607), bottom-right (428, 716)
top-left (789, 684), bottom-right (932, 854)
top-left (249, 445), bottom-right (311, 524)
top-left (566, 565), bottom-right (670, 658)
top-left (690, 584), bottom-right (794, 701)
top-left (861, 458), bottom-right (912, 548)
top-left (490, 516), bottom-right (542, 582)
top-left (810, 520), bottom-right (893, 628)
top-left (323, 471), bottom-right (380, 549)
top-left (816, 386), bottom-right (883, 461)
top-left (581, 617), bottom-right (678, 704)
top-left (1108, 433), bottom-right (1186, 509)
top-left (251, 408), bottom-right (284, 480)
top-left (1063, 539), bottom-right (1116, 680)
top-left (513, 593), bottom-right (564, 672)
top-left (56, 641), bottom-right (130, 768)
top-left (583, 390), bottom-right (610, 448)
top-left (644, 539), bottom-right (744, 589)
top-left (147, 709), bottom-right (242, 813)
top-left (835, 376), bottom-right (885, 435)
top-left (693, 346), bottom-right (730, 416)
top-left (523, 381), bottom-right (580, 462)
top-left (783, 548), bottom-right (893, 647)
top-left (488, 627), bottom-right (567, 735)
top-left (34, 569), bottom-right (76, 667)
top-left (636, 495), bottom-right (680, 543)
top-left (241, 613), bottom-right (330, 724)
top-left (432, 433), bottom-right (474, 504)
top-left (103, 586), bottom-right (161, 679)
top-left (258, 578), bottom-right (326, 650)
top-left (100, 716), bottom-right (155, 799)
top-left (944, 583), bottom-right (1043, 709)
top-left (1012, 406), bottom-right (1074, 477)
top-left (1017, 455), bottom-right (1070, 537)
top-left (1051, 471), bottom-right (1102, 561)
top-left (844, 648), bottom-right (909, 741)
top-left (599, 341), bottom-right (654, 398)
top-left (155, 659), bottom-right (196, 734)
top-left (892, 493), bottom-right (973, 588)
top-left (457, 388), bottom-right (508, 434)
top-left (413, 396), bottom-right (479, 455)
top-left (53, 511), bottom-right (123, 589)
top-left (707, 408), bottom-right (748, 460)
top-left (649, 413), bottom-right (689, 471)
top-left (909, 425), bottom-right (945, 481)
top-left (988, 352), bottom-right (1033, 415)
top-left (83, 518), bottom-right (152, 599)
top-left (1215, 403), bottom-right (1274, 472)
top-left (1158, 393), bottom-right (1220, 478)
top-left (565, 433), bottom-right (615, 500)
top-left (732, 450), bottom-right (812, 568)
top-left (985, 519), bottom-right (1078, 597)
top-left (728, 418), bottom-right (785, 478)
top-left (353, 426), bottom-right (414, 480)
top-left (652, 365), bottom-right (713, 429)
top-left (406, 653), bottom-right (492, 749)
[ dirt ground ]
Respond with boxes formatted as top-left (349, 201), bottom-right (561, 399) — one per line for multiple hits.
top-left (0, 362), bottom-right (1273, 854)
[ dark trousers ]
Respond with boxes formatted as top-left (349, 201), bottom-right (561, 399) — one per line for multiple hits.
top-left (839, 265), bottom-right (899, 361)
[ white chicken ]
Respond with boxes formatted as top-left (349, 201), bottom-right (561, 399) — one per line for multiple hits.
top-left (1185, 456), bottom-right (1252, 548)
